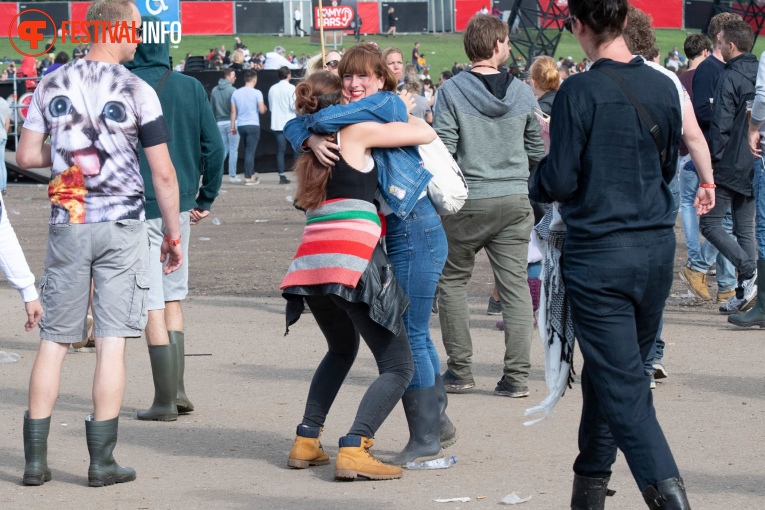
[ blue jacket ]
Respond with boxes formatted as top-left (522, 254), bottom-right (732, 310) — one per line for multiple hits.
top-left (283, 92), bottom-right (431, 218)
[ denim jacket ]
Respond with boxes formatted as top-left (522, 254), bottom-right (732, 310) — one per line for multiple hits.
top-left (283, 92), bottom-right (432, 218)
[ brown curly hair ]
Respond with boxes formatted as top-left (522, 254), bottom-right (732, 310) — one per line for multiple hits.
top-left (623, 6), bottom-right (655, 59)
top-left (293, 72), bottom-right (343, 210)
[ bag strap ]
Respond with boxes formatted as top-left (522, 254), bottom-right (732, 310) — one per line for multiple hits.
top-left (594, 66), bottom-right (668, 166)
top-left (154, 70), bottom-right (173, 96)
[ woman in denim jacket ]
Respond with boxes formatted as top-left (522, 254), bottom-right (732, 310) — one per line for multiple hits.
top-left (285, 44), bottom-right (456, 465)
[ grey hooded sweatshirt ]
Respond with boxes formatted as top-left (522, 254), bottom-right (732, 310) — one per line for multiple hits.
top-left (433, 70), bottom-right (545, 199)
top-left (210, 78), bottom-right (236, 122)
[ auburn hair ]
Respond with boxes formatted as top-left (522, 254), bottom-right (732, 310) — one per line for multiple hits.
top-left (293, 72), bottom-right (343, 210)
top-left (339, 43), bottom-right (397, 91)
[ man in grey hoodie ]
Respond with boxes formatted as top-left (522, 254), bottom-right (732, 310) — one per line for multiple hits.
top-left (211, 68), bottom-right (241, 182)
top-left (434, 14), bottom-right (545, 398)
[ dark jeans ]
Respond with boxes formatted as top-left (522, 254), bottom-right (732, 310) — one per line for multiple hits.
top-left (294, 20), bottom-right (307, 35)
top-left (302, 295), bottom-right (413, 438)
top-left (273, 131), bottom-right (287, 176)
top-left (699, 183), bottom-right (757, 282)
top-left (237, 125), bottom-right (260, 179)
top-left (562, 231), bottom-right (680, 492)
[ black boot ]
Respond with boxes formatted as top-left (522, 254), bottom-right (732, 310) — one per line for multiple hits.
top-left (23, 411), bottom-right (52, 486)
top-left (729, 259), bottom-right (765, 328)
top-left (571, 475), bottom-right (610, 509)
top-left (168, 331), bottom-right (194, 413)
top-left (391, 386), bottom-right (443, 465)
top-left (642, 477), bottom-right (691, 509)
top-left (137, 344), bottom-right (178, 421)
top-left (85, 414), bottom-right (136, 487)
top-left (434, 373), bottom-right (457, 448)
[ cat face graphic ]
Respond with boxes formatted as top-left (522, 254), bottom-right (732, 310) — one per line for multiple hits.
top-left (49, 95), bottom-right (132, 177)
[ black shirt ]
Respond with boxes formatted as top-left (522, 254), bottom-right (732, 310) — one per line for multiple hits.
top-left (530, 57), bottom-right (682, 240)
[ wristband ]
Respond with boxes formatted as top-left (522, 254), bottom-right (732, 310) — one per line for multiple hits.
top-left (163, 234), bottom-right (181, 246)
top-left (699, 182), bottom-right (716, 189)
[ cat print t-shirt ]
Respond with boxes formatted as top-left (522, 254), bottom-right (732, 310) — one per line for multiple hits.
top-left (24, 59), bottom-right (171, 224)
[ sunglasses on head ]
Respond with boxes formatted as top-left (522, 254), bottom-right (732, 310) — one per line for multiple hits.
top-left (563, 16), bottom-right (576, 33)
top-left (325, 60), bottom-right (340, 69)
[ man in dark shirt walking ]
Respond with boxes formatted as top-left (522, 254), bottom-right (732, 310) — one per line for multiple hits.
top-left (701, 17), bottom-right (760, 314)
top-left (531, 0), bottom-right (712, 507)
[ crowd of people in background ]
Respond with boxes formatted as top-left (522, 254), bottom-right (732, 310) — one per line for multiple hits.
top-left (3, 1), bottom-right (765, 507)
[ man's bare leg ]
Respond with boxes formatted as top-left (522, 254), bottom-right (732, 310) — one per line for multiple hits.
top-left (145, 309), bottom-right (169, 346)
top-left (164, 300), bottom-right (183, 331)
top-left (92, 337), bottom-right (126, 421)
top-left (28, 340), bottom-right (70, 419)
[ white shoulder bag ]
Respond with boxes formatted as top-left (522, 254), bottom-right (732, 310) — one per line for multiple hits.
top-left (418, 136), bottom-right (468, 215)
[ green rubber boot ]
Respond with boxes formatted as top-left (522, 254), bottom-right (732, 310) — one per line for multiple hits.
top-left (728, 260), bottom-right (765, 328)
top-left (434, 373), bottom-right (457, 448)
top-left (85, 414), bottom-right (136, 487)
top-left (168, 331), bottom-right (194, 413)
top-left (23, 411), bottom-right (52, 486)
top-left (137, 344), bottom-right (178, 421)
top-left (391, 386), bottom-right (444, 466)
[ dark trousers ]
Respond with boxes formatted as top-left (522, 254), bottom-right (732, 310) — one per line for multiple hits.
top-left (562, 231), bottom-right (680, 492)
top-left (237, 125), bottom-right (260, 179)
top-left (273, 131), bottom-right (287, 176)
top-left (302, 295), bottom-right (413, 438)
top-left (294, 20), bottom-right (307, 35)
top-left (699, 183), bottom-right (756, 282)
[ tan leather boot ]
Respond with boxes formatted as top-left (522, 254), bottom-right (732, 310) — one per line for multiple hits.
top-left (334, 435), bottom-right (402, 481)
top-left (288, 425), bottom-right (330, 469)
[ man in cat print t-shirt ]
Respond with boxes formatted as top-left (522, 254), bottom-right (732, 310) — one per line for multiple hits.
top-left (16, 0), bottom-right (182, 488)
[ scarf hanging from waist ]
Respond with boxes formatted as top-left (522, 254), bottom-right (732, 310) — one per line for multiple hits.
top-left (280, 198), bottom-right (382, 290)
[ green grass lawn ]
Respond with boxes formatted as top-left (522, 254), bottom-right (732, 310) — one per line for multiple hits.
top-left (4, 29), bottom-right (765, 76)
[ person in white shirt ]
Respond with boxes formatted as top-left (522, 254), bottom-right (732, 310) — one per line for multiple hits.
top-left (294, 7), bottom-right (307, 37)
top-left (268, 67), bottom-right (296, 184)
top-left (264, 46), bottom-right (299, 70)
top-left (0, 197), bottom-right (42, 330)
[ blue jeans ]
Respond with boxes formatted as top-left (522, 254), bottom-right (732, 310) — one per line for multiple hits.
top-left (0, 137), bottom-right (6, 191)
top-left (385, 198), bottom-right (447, 390)
top-left (237, 125), bottom-right (260, 179)
top-left (754, 157), bottom-right (765, 259)
top-left (217, 121), bottom-right (240, 178)
top-left (680, 160), bottom-right (737, 291)
top-left (273, 131), bottom-right (287, 176)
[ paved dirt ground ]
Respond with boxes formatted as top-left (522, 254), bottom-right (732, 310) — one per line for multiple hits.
top-left (1, 173), bottom-right (763, 510)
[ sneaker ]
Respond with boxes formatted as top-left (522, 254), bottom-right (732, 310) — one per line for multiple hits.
top-left (71, 315), bottom-right (95, 352)
top-left (279, 175), bottom-right (291, 184)
top-left (494, 377), bottom-right (529, 398)
top-left (244, 177), bottom-right (260, 186)
top-left (487, 296), bottom-right (502, 315)
top-left (649, 374), bottom-right (656, 390)
top-left (652, 360), bottom-right (668, 380)
top-left (740, 271), bottom-right (758, 308)
top-left (717, 289), bottom-right (736, 302)
top-left (719, 294), bottom-right (748, 314)
top-left (72, 339), bottom-right (96, 353)
top-left (228, 175), bottom-right (242, 183)
top-left (679, 266), bottom-right (711, 300)
top-left (442, 369), bottom-right (475, 394)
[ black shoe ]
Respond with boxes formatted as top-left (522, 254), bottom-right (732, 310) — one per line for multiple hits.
top-left (642, 477), bottom-right (691, 509)
top-left (487, 296), bottom-right (502, 315)
top-left (571, 475), bottom-right (611, 510)
top-left (494, 377), bottom-right (529, 398)
top-left (441, 369), bottom-right (475, 393)
top-left (279, 175), bottom-right (291, 184)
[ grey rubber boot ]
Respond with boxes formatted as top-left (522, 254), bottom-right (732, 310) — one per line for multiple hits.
top-left (729, 259), bottom-right (765, 328)
top-left (434, 373), bottom-right (457, 448)
top-left (571, 475), bottom-right (610, 509)
top-left (85, 414), bottom-right (136, 487)
top-left (168, 331), bottom-right (194, 413)
top-left (23, 411), bottom-right (52, 486)
top-left (642, 477), bottom-right (692, 509)
top-left (137, 344), bottom-right (178, 421)
top-left (391, 386), bottom-right (443, 466)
